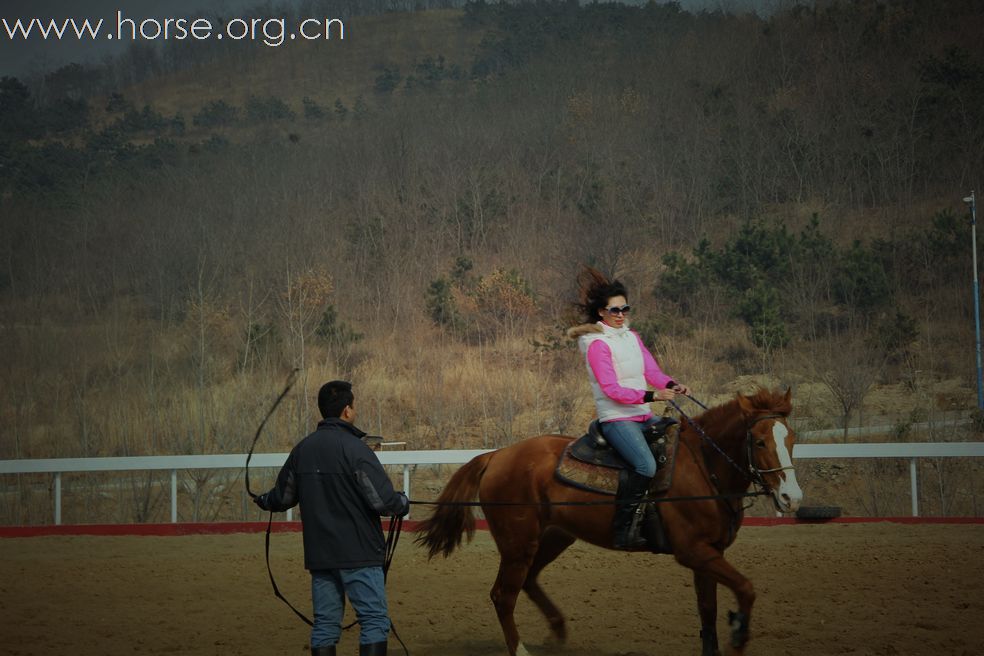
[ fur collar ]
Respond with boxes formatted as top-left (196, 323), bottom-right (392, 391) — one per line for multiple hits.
top-left (567, 321), bottom-right (633, 340)
top-left (566, 323), bottom-right (603, 339)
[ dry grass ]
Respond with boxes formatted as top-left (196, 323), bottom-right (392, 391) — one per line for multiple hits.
top-left (2, 293), bottom-right (980, 525)
top-left (3, 303), bottom-right (977, 460)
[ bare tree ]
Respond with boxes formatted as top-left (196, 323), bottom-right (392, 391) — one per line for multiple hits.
top-left (278, 262), bottom-right (333, 423)
top-left (814, 336), bottom-right (884, 441)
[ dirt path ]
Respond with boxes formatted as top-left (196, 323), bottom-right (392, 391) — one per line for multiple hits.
top-left (1, 524), bottom-right (982, 655)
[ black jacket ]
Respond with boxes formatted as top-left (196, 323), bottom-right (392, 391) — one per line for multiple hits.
top-left (261, 418), bottom-right (408, 570)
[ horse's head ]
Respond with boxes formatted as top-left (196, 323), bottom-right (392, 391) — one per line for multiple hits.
top-left (737, 388), bottom-right (803, 514)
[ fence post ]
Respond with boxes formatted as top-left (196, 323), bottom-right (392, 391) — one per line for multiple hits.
top-left (909, 458), bottom-right (919, 517)
top-left (54, 472), bottom-right (62, 526)
top-left (403, 465), bottom-right (411, 520)
top-left (171, 470), bottom-right (178, 523)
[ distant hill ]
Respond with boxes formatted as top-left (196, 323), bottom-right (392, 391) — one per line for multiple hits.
top-left (122, 9), bottom-right (483, 115)
top-left (1, 1), bottom-right (981, 462)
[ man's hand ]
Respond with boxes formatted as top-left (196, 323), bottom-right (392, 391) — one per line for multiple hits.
top-left (253, 493), bottom-right (271, 512)
top-left (397, 492), bottom-right (410, 518)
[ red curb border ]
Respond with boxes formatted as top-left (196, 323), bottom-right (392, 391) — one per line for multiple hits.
top-left (1, 516), bottom-right (981, 537)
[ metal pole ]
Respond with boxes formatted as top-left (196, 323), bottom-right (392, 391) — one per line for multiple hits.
top-left (54, 472), bottom-right (62, 525)
top-left (403, 464), bottom-right (411, 520)
top-left (969, 191), bottom-right (984, 409)
top-left (909, 458), bottom-right (919, 517)
top-left (170, 469), bottom-right (177, 523)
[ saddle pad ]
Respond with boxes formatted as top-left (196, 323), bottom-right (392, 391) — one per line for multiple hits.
top-left (554, 424), bottom-right (680, 496)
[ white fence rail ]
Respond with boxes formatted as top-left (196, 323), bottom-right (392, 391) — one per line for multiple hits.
top-left (1, 443), bottom-right (982, 525)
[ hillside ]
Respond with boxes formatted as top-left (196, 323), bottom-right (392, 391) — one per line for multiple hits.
top-left (1, 0), bottom-right (982, 502)
top-left (123, 9), bottom-right (483, 116)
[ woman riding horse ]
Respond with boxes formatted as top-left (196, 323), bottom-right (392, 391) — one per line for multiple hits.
top-left (417, 387), bottom-right (804, 656)
top-left (568, 266), bottom-right (691, 548)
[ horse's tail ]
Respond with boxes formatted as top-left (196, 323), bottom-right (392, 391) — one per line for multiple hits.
top-left (415, 451), bottom-right (494, 560)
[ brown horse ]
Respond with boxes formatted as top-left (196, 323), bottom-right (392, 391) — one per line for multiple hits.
top-left (416, 388), bottom-right (803, 656)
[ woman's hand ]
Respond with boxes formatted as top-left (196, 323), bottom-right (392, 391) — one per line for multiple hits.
top-left (671, 383), bottom-right (691, 396)
top-left (654, 388), bottom-right (677, 401)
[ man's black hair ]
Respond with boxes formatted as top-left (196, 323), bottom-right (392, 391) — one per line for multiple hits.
top-left (318, 380), bottom-right (354, 419)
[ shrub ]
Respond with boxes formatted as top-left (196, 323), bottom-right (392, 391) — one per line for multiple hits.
top-left (192, 100), bottom-right (238, 127)
top-left (244, 95), bottom-right (295, 122)
top-left (302, 97), bottom-right (326, 120)
top-left (373, 65), bottom-right (402, 94)
top-left (316, 305), bottom-right (363, 349)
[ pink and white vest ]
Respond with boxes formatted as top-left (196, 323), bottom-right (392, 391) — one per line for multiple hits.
top-left (578, 322), bottom-right (651, 421)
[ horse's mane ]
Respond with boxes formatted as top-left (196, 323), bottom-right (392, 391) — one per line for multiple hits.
top-left (695, 387), bottom-right (792, 437)
top-left (740, 387), bottom-right (792, 416)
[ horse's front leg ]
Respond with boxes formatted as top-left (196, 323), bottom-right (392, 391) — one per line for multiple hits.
top-left (680, 548), bottom-right (754, 655)
top-left (693, 571), bottom-right (721, 656)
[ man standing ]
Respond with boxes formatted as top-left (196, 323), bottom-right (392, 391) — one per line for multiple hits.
top-left (255, 380), bottom-right (408, 656)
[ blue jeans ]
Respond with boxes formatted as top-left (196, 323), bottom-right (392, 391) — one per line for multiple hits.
top-left (310, 566), bottom-right (390, 647)
top-left (600, 417), bottom-right (659, 477)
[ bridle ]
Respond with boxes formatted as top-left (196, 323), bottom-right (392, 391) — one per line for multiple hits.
top-left (743, 414), bottom-right (796, 489)
top-left (669, 398), bottom-right (793, 496)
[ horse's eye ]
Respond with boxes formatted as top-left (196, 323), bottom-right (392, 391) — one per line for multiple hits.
top-left (755, 439), bottom-right (766, 448)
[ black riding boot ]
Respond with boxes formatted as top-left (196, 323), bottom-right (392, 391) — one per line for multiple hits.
top-left (613, 471), bottom-right (652, 549)
top-left (359, 642), bottom-right (387, 656)
top-left (311, 647), bottom-right (336, 656)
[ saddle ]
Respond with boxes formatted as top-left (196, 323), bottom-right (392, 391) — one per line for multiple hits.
top-left (554, 417), bottom-right (680, 496)
top-left (554, 417), bottom-right (680, 555)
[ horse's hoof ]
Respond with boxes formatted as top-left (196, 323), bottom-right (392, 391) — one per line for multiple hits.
top-left (549, 617), bottom-right (567, 643)
top-left (728, 610), bottom-right (749, 649)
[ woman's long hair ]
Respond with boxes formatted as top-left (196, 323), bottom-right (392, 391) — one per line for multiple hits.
top-left (575, 266), bottom-right (627, 324)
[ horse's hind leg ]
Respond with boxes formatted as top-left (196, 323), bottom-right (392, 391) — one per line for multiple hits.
top-left (491, 550), bottom-right (536, 656)
top-left (523, 527), bottom-right (576, 643)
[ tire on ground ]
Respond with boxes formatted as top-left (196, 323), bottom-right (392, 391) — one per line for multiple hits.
top-left (795, 505), bottom-right (842, 519)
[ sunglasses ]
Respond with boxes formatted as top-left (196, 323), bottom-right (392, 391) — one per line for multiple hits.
top-left (605, 305), bottom-right (631, 315)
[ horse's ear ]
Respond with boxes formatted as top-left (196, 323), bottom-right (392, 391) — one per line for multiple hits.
top-left (737, 393), bottom-right (755, 418)
top-left (783, 387), bottom-right (792, 403)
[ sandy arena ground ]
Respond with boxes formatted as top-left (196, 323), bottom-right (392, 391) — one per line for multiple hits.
top-left (1, 523), bottom-right (982, 656)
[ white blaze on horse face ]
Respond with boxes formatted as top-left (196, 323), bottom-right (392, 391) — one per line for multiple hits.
top-left (772, 422), bottom-right (803, 512)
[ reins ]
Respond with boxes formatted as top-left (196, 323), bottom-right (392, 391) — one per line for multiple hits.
top-left (668, 397), bottom-right (750, 482)
top-left (669, 396), bottom-right (790, 494)
top-left (341, 516), bottom-right (410, 656)
top-left (408, 393), bottom-right (776, 510)
top-left (408, 490), bottom-right (766, 508)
